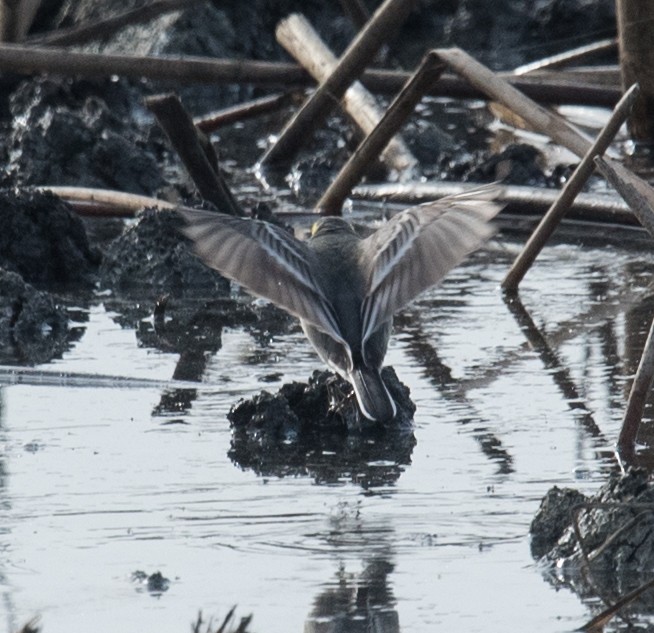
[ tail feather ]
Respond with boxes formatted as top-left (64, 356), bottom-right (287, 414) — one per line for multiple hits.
top-left (348, 366), bottom-right (396, 422)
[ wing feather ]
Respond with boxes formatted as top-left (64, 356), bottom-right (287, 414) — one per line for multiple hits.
top-left (178, 208), bottom-right (345, 343)
top-left (360, 185), bottom-right (503, 346)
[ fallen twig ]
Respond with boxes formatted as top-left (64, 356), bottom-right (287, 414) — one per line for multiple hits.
top-left (0, 44), bottom-right (621, 106)
top-left (194, 91), bottom-right (301, 133)
top-left (26, 0), bottom-right (204, 47)
top-left (315, 50), bottom-right (444, 214)
top-left (501, 83), bottom-right (639, 290)
top-left (145, 93), bottom-right (243, 216)
top-left (433, 47), bottom-right (595, 158)
top-left (512, 38), bottom-right (617, 75)
top-left (351, 181), bottom-right (633, 224)
top-left (276, 13), bottom-right (417, 174)
top-left (580, 575), bottom-right (654, 632)
top-left (595, 156), bottom-right (654, 238)
top-left (259, 0), bottom-right (415, 167)
top-left (34, 185), bottom-right (177, 216)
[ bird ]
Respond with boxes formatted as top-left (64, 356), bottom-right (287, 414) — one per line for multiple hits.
top-left (179, 185), bottom-right (503, 423)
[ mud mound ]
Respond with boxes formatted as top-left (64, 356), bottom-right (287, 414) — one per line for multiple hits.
top-left (99, 207), bottom-right (230, 295)
top-left (0, 188), bottom-right (99, 287)
top-left (0, 268), bottom-right (70, 364)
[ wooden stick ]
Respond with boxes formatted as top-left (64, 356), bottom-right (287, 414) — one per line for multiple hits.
top-left (512, 38), bottom-right (617, 75)
top-left (26, 0), bottom-right (203, 47)
top-left (0, 0), bottom-right (40, 41)
top-left (0, 43), bottom-right (622, 106)
top-left (34, 186), bottom-right (177, 216)
top-left (316, 51), bottom-right (444, 215)
top-left (351, 181), bottom-right (633, 223)
top-left (593, 157), bottom-right (654, 461)
top-left (259, 0), bottom-right (416, 167)
top-left (145, 93), bottom-right (243, 216)
top-left (433, 47), bottom-right (595, 158)
top-left (618, 313), bottom-right (654, 463)
top-left (276, 13), bottom-right (417, 174)
top-left (617, 0), bottom-right (654, 144)
top-left (502, 83), bottom-right (639, 290)
top-left (595, 156), bottom-right (654, 238)
top-left (193, 91), bottom-right (300, 133)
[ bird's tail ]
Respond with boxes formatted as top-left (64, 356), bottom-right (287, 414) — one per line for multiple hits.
top-left (348, 366), bottom-right (397, 422)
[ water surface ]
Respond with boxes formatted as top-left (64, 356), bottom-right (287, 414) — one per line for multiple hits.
top-left (1, 228), bottom-right (653, 632)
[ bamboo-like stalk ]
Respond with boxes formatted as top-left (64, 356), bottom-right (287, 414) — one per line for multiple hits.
top-left (501, 83), bottom-right (639, 290)
top-left (617, 0), bottom-right (654, 144)
top-left (259, 0), bottom-right (416, 167)
top-left (594, 157), bottom-right (654, 462)
top-left (0, 44), bottom-right (622, 105)
top-left (433, 47), bottom-right (595, 158)
top-left (194, 92), bottom-right (300, 133)
top-left (276, 13), bottom-right (417, 173)
top-left (351, 181), bottom-right (632, 223)
top-left (512, 38), bottom-right (617, 75)
top-left (315, 51), bottom-right (444, 215)
top-left (595, 157), bottom-right (654, 238)
top-left (145, 93), bottom-right (243, 216)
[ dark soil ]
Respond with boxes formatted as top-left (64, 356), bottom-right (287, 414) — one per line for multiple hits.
top-left (0, 268), bottom-right (70, 364)
top-left (531, 468), bottom-right (654, 601)
top-left (227, 367), bottom-right (416, 485)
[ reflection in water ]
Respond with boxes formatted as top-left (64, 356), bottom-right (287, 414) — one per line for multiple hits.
top-left (306, 557), bottom-right (399, 633)
top-left (503, 291), bottom-right (608, 444)
top-left (395, 310), bottom-right (515, 475)
top-left (305, 504), bottom-right (400, 633)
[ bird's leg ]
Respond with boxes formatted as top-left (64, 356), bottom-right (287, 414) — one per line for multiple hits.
top-left (325, 375), bottom-right (361, 427)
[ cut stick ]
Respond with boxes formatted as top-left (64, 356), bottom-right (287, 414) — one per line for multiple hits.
top-left (276, 13), bottom-right (417, 174)
top-left (512, 38), bottom-right (617, 75)
top-left (316, 51), bottom-right (444, 215)
top-left (502, 83), bottom-right (639, 290)
top-left (193, 91), bottom-right (300, 133)
top-left (34, 186), bottom-right (177, 216)
top-left (145, 93), bottom-right (243, 216)
top-left (0, 43), bottom-right (622, 106)
top-left (434, 47), bottom-right (595, 158)
top-left (258, 0), bottom-right (416, 167)
top-left (595, 156), bottom-right (654, 238)
top-left (351, 181), bottom-right (633, 223)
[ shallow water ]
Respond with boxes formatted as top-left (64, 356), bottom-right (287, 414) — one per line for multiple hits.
top-left (1, 227), bottom-right (654, 633)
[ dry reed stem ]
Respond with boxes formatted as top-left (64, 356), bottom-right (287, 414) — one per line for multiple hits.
top-left (501, 83), bottom-right (639, 290)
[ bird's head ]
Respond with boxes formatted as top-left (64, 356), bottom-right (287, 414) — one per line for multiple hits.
top-left (310, 217), bottom-right (358, 238)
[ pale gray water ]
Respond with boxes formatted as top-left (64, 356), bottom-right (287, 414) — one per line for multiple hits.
top-left (0, 229), bottom-right (652, 633)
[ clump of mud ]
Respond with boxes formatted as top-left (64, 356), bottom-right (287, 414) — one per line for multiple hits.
top-left (227, 367), bottom-right (416, 486)
top-left (0, 188), bottom-right (99, 287)
top-left (0, 269), bottom-right (70, 364)
top-left (99, 207), bottom-right (230, 295)
top-left (531, 468), bottom-right (654, 600)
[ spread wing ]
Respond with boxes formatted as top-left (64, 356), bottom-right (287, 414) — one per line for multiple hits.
top-left (178, 208), bottom-right (345, 344)
top-left (359, 185), bottom-right (503, 346)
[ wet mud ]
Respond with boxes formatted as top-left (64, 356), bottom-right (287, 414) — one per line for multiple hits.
top-left (531, 469), bottom-right (654, 601)
top-left (228, 367), bottom-right (416, 486)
